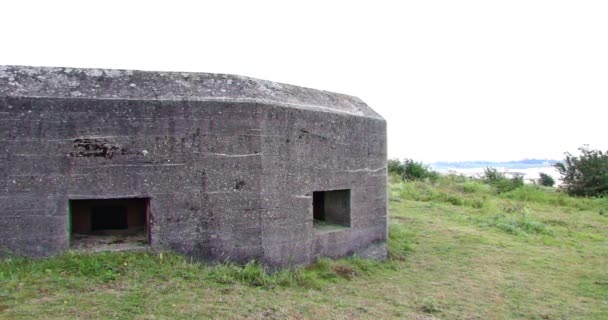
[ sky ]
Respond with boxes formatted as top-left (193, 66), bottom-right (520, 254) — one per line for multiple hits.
top-left (1, 1), bottom-right (607, 162)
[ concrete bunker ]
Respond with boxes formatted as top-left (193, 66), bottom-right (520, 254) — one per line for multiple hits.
top-left (70, 198), bottom-right (150, 250)
top-left (0, 65), bottom-right (388, 267)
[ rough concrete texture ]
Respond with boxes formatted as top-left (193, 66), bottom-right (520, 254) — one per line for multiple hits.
top-left (0, 65), bottom-right (387, 267)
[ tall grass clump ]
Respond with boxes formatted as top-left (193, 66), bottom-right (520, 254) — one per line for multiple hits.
top-left (0, 251), bottom-right (211, 301)
top-left (208, 260), bottom-right (341, 289)
top-left (474, 205), bottom-right (553, 236)
top-left (207, 256), bottom-right (390, 289)
top-left (462, 180), bottom-right (491, 194)
top-left (207, 261), bottom-right (332, 289)
top-left (388, 223), bottom-right (415, 260)
top-left (500, 185), bottom-right (551, 203)
top-left (500, 185), bottom-right (608, 212)
top-left (494, 214), bottom-right (553, 236)
top-left (390, 177), bottom-right (488, 209)
top-left (1, 251), bottom-right (136, 286)
top-left (1, 251), bottom-right (394, 296)
top-left (207, 261), bottom-right (277, 287)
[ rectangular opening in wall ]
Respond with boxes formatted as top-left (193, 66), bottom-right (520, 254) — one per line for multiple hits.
top-left (69, 198), bottom-right (150, 251)
top-left (313, 189), bottom-right (351, 229)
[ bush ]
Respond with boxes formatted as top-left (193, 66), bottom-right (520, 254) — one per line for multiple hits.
top-left (388, 158), bottom-right (439, 182)
top-left (483, 167), bottom-right (503, 182)
top-left (421, 297), bottom-right (441, 313)
top-left (388, 159), bottom-right (405, 176)
top-left (538, 173), bottom-right (555, 187)
top-left (555, 146), bottom-right (608, 197)
top-left (483, 167), bottom-right (524, 193)
top-left (462, 181), bottom-right (484, 193)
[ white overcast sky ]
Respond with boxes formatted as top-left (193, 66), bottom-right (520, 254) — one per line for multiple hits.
top-left (1, 1), bottom-right (607, 162)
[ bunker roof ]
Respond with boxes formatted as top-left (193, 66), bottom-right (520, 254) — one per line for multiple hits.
top-left (0, 65), bottom-right (383, 119)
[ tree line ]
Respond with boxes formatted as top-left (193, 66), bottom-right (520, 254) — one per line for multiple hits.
top-left (389, 145), bottom-right (608, 197)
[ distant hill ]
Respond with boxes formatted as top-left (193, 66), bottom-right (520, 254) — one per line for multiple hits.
top-left (430, 159), bottom-right (559, 170)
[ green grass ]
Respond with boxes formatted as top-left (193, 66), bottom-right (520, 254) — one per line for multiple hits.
top-left (1, 175), bottom-right (607, 319)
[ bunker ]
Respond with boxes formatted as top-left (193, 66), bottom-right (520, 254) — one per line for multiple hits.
top-left (0, 66), bottom-right (387, 266)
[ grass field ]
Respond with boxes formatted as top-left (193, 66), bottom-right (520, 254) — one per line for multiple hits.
top-left (1, 176), bottom-right (607, 319)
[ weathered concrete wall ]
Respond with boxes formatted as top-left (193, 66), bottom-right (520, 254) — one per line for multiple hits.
top-left (0, 66), bottom-right (387, 266)
top-left (258, 105), bottom-right (387, 265)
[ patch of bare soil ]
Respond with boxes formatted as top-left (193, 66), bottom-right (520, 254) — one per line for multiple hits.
top-left (331, 264), bottom-right (358, 280)
top-left (71, 229), bottom-right (148, 252)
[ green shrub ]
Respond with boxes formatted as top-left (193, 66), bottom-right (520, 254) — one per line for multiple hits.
top-left (441, 193), bottom-right (463, 206)
top-left (483, 167), bottom-right (503, 182)
top-left (462, 181), bottom-right (484, 193)
top-left (421, 297), bottom-right (441, 313)
top-left (483, 167), bottom-right (524, 193)
top-left (388, 159), bottom-right (439, 182)
top-left (511, 175), bottom-right (524, 188)
top-left (464, 198), bottom-right (485, 209)
top-left (555, 146), bottom-right (608, 197)
top-left (402, 159), bottom-right (432, 181)
top-left (495, 216), bottom-right (553, 236)
top-left (388, 159), bottom-right (405, 176)
top-left (538, 173), bottom-right (555, 187)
